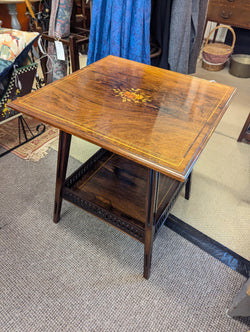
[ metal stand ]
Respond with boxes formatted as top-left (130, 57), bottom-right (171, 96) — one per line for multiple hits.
top-left (0, 115), bottom-right (46, 158)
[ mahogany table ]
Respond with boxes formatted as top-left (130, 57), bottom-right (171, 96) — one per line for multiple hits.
top-left (8, 56), bottom-right (236, 279)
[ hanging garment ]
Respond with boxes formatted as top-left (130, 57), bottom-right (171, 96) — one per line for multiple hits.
top-left (150, 0), bottom-right (172, 70)
top-left (168, 0), bottom-right (209, 74)
top-left (47, 0), bottom-right (73, 83)
top-left (87, 0), bottom-right (151, 65)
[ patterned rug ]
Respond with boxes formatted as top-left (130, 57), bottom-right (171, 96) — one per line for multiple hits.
top-left (0, 114), bottom-right (58, 161)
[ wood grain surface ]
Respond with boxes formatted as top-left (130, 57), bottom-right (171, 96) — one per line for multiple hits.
top-left (65, 149), bottom-right (180, 225)
top-left (8, 55), bottom-right (236, 181)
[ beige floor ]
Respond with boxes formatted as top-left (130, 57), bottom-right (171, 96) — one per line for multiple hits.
top-left (51, 57), bottom-right (250, 260)
top-left (172, 61), bottom-right (250, 260)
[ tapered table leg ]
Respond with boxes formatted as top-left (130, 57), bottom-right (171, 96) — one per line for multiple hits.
top-left (54, 130), bottom-right (72, 223)
top-left (144, 169), bottom-right (159, 279)
top-left (185, 171), bottom-right (192, 200)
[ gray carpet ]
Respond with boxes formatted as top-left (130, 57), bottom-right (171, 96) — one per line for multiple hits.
top-left (0, 149), bottom-right (249, 331)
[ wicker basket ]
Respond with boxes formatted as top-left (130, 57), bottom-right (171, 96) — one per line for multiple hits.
top-left (202, 59), bottom-right (225, 71)
top-left (202, 25), bottom-right (236, 64)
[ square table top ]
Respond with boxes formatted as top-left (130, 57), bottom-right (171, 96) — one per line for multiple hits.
top-left (8, 55), bottom-right (236, 181)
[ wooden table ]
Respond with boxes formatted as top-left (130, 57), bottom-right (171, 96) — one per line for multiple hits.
top-left (8, 56), bottom-right (236, 279)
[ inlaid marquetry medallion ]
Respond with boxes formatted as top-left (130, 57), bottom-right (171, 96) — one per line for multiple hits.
top-left (113, 88), bottom-right (152, 104)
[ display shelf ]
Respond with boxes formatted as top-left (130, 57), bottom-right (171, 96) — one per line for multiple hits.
top-left (63, 148), bottom-right (184, 243)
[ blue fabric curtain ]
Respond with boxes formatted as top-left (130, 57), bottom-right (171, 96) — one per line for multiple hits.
top-left (87, 0), bottom-right (151, 65)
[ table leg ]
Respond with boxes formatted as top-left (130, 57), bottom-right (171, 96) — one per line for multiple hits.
top-left (144, 169), bottom-right (159, 279)
top-left (185, 171), bottom-right (192, 200)
top-left (54, 130), bottom-right (72, 223)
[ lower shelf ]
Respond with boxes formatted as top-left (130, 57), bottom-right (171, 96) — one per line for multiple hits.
top-left (63, 149), bottom-right (184, 243)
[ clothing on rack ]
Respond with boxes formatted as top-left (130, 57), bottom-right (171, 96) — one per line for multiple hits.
top-left (87, 0), bottom-right (151, 65)
top-left (47, 0), bottom-right (73, 83)
top-left (150, 0), bottom-right (172, 70)
top-left (168, 0), bottom-right (209, 74)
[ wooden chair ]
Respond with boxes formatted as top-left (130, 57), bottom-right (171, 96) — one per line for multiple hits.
top-left (71, 0), bottom-right (91, 31)
top-left (37, 27), bottom-right (89, 84)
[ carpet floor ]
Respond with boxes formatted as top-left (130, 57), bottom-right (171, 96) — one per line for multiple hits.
top-left (172, 61), bottom-right (250, 260)
top-left (0, 150), bottom-right (249, 331)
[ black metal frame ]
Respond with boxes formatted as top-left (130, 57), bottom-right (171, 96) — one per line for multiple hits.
top-left (0, 115), bottom-right (46, 158)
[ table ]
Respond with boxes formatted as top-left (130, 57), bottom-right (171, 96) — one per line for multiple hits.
top-left (8, 56), bottom-right (236, 279)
